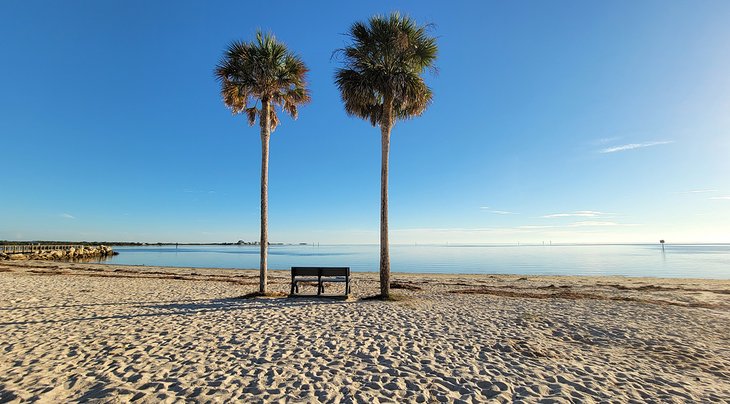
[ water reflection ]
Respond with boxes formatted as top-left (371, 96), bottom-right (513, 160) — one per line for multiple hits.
top-left (69, 256), bottom-right (114, 264)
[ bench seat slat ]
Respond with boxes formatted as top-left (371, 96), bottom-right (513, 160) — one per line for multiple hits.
top-left (292, 277), bottom-right (320, 282)
top-left (320, 276), bottom-right (348, 282)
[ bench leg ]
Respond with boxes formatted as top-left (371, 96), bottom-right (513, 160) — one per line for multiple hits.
top-left (290, 281), bottom-right (295, 295)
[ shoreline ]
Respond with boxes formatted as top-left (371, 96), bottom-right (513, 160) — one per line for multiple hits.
top-left (1, 260), bottom-right (728, 402)
top-left (5, 258), bottom-right (730, 282)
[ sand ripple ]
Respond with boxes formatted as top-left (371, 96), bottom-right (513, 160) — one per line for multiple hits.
top-left (0, 263), bottom-right (728, 402)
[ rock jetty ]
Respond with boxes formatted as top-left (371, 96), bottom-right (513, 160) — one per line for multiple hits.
top-left (0, 245), bottom-right (116, 261)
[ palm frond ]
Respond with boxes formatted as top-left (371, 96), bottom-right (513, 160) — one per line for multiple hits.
top-left (245, 107), bottom-right (258, 126)
top-left (269, 108), bottom-right (280, 131)
top-left (215, 30), bottom-right (310, 130)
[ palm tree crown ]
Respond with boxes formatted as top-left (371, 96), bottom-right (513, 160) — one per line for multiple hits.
top-left (335, 12), bottom-right (437, 127)
top-left (215, 31), bottom-right (310, 129)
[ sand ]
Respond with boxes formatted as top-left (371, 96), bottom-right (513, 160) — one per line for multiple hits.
top-left (0, 260), bottom-right (728, 403)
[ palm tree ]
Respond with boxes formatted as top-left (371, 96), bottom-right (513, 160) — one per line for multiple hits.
top-left (215, 31), bottom-right (310, 294)
top-left (335, 13), bottom-right (437, 297)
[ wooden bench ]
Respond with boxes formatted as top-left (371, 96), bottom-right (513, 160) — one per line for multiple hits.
top-left (290, 267), bottom-right (351, 296)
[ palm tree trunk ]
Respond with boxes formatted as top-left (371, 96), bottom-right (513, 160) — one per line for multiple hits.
top-left (380, 96), bottom-right (394, 297)
top-left (259, 98), bottom-right (271, 294)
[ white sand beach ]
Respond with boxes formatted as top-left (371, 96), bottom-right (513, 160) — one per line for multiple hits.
top-left (0, 261), bottom-right (728, 403)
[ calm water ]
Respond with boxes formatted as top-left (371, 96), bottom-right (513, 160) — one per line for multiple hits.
top-left (99, 244), bottom-right (730, 279)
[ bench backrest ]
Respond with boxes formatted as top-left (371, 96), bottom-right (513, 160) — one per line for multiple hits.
top-left (291, 267), bottom-right (321, 276)
top-left (320, 267), bottom-right (350, 276)
top-left (291, 267), bottom-right (350, 277)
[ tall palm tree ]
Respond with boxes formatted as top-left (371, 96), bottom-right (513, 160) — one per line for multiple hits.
top-left (335, 13), bottom-right (437, 297)
top-left (215, 31), bottom-right (310, 294)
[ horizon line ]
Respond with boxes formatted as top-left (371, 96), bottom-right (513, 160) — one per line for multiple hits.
top-left (3, 240), bottom-right (730, 246)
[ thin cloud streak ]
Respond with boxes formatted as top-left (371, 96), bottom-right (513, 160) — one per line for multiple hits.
top-left (599, 141), bottom-right (674, 153)
top-left (542, 210), bottom-right (609, 218)
top-left (709, 196), bottom-right (730, 200)
top-left (395, 221), bottom-right (639, 234)
top-left (60, 213), bottom-right (76, 219)
top-left (568, 221), bottom-right (636, 227)
top-left (183, 189), bottom-right (217, 194)
top-left (595, 136), bottom-right (621, 145)
top-left (480, 206), bottom-right (518, 215)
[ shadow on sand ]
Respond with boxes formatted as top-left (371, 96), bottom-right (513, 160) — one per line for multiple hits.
top-left (0, 296), bottom-right (350, 327)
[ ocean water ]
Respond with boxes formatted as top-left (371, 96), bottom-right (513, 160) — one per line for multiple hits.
top-left (98, 244), bottom-right (730, 279)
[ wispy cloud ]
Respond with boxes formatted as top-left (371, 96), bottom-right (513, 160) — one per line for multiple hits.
top-left (395, 220), bottom-right (638, 234)
top-left (542, 210), bottom-right (609, 218)
top-left (480, 206), bottom-right (517, 215)
top-left (524, 221), bottom-right (634, 229)
top-left (599, 141), bottom-right (674, 154)
top-left (595, 136), bottom-right (621, 145)
top-left (518, 225), bottom-right (556, 230)
top-left (688, 189), bottom-right (718, 193)
top-left (394, 227), bottom-right (503, 233)
top-left (60, 213), bottom-right (76, 219)
top-left (568, 221), bottom-right (631, 227)
top-left (184, 188), bottom-right (217, 195)
top-left (709, 196), bottom-right (730, 200)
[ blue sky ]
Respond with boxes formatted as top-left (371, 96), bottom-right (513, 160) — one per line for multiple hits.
top-left (1, 1), bottom-right (728, 244)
